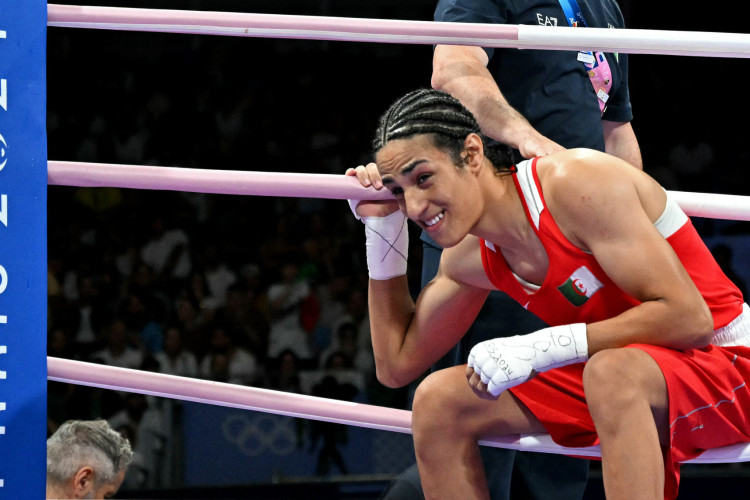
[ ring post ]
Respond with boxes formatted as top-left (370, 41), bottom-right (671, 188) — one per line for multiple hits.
top-left (0, 0), bottom-right (48, 496)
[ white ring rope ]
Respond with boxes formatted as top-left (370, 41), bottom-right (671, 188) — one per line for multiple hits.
top-left (47, 4), bottom-right (750, 58)
top-left (46, 356), bottom-right (750, 463)
top-left (48, 161), bottom-right (750, 221)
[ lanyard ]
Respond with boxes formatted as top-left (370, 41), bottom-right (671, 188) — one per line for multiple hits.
top-left (557, 0), bottom-right (612, 114)
top-left (558, 0), bottom-right (588, 27)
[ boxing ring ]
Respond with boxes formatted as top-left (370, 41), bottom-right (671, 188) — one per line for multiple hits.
top-left (44, 161), bottom-right (750, 462)
top-left (7, 1), bottom-right (750, 494)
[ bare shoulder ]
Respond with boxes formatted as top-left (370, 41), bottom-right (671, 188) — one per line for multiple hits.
top-left (535, 149), bottom-right (667, 246)
top-left (537, 148), bottom-right (636, 186)
top-left (537, 149), bottom-right (665, 214)
top-left (439, 235), bottom-right (497, 290)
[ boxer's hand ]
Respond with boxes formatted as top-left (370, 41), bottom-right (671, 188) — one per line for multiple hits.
top-left (345, 163), bottom-right (407, 280)
top-left (465, 364), bottom-right (502, 401)
top-left (346, 163), bottom-right (399, 219)
top-left (467, 324), bottom-right (588, 397)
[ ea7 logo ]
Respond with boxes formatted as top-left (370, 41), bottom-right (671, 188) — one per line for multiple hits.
top-left (536, 14), bottom-right (558, 26)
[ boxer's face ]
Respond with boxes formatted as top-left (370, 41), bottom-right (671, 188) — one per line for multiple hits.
top-left (376, 134), bottom-right (483, 248)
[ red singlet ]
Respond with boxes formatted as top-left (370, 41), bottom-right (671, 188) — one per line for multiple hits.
top-left (479, 158), bottom-right (750, 499)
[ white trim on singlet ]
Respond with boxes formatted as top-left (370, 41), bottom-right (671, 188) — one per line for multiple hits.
top-left (713, 303), bottom-right (750, 347)
top-left (515, 162), bottom-right (687, 239)
top-left (512, 271), bottom-right (541, 293)
top-left (515, 159), bottom-right (544, 230)
top-left (654, 190), bottom-right (689, 238)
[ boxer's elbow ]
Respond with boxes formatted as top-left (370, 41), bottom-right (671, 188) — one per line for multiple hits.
top-left (686, 303), bottom-right (715, 348)
top-left (374, 358), bottom-right (422, 389)
top-left (673, 297), bottom-right (715, 350)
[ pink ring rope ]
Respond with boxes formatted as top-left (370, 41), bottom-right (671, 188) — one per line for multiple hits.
top-left (47, 161), bottom-right (393, 200)
top-left (48, 161), bottom-right (750, 221)
top-left (47, 357), bottom-right (750, 463)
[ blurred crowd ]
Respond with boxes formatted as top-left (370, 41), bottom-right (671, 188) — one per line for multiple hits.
top-left (46, 182), bottom-right (410, 487)
top-left (45, 22), bottom-right (429, 489)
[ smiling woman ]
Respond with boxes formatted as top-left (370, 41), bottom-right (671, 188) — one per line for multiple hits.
top-left (346, 89), bottom-right (519, 252)
top-left (346, 88), bottom-right (750, 500)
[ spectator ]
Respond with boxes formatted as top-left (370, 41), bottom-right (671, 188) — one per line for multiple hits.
top-left (313, 265), bottom-right (354, 350)
top-left (319, 321), bottom-right (374, 378)
top-left (264, 348), bottom-right (303, 394)
top-left (187, 270), bottom-right (221, 315)
top-left (308, 374), bottom-right (359, 476)
top-left (330, 287), bottom-right (371, 349)
top-left (172, 286), bottom-right (212, 356)
top-left (46, 419), bottom-right (133, 499)
top-left (90, 318), bottom-right (143, 370)
top-left (117, 291), bottom-right (165, 355)
top-left (201, 243), bottom-right (238, 309)
top-left (67, 273), bottom-right (112, 359)
top-left (154, 325), bottom-right (199, 378)
top-left (266, 258), bottom-right (318, 366)
top-left (140, 213), bottom-right (192, 286)
top-left (48, 327), bottom-right (90, 435)
top-left (213, 282), bottom-right (270, 363)
top-left (199, 324), bottom-right (258, 385)
top-left (109, 393), bottom-right (166, 490)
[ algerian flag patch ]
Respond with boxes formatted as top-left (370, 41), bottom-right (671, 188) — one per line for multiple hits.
top-left (556, 266), bottom-right (604, 306)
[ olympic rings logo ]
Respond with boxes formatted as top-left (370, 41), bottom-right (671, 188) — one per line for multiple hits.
top-left (221, 413), bottom-right (297, 457)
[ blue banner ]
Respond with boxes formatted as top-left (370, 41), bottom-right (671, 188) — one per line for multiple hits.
top-left (0, 0), bottom-right (48, 497)
top-left (182, 403), bottom-right (416, 486)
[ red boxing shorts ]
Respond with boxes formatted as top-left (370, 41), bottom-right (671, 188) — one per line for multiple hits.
top-left (510, 343), bottom-right (750, 499)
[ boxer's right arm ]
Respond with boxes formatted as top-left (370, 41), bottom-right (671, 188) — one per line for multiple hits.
top-left (368, 259), bottom-right (489, 388)
top-left (346, 165), bottom-right (489, 387)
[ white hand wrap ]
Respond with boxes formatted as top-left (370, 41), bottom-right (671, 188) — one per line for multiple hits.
top-left (349, 199), bottom-right (409, 280)
top-left (467, 323), bottom-right (588, 397)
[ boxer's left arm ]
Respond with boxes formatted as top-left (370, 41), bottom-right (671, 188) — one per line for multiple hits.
top-left (467, 150), bottom-right (714, 398)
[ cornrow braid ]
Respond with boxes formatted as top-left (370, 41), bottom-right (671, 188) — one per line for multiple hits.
top-left (373, 88), bottom-right (515, 173)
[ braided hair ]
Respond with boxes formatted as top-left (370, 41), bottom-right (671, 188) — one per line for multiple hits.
top-left (373, 88), bottom-right (515, 173)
